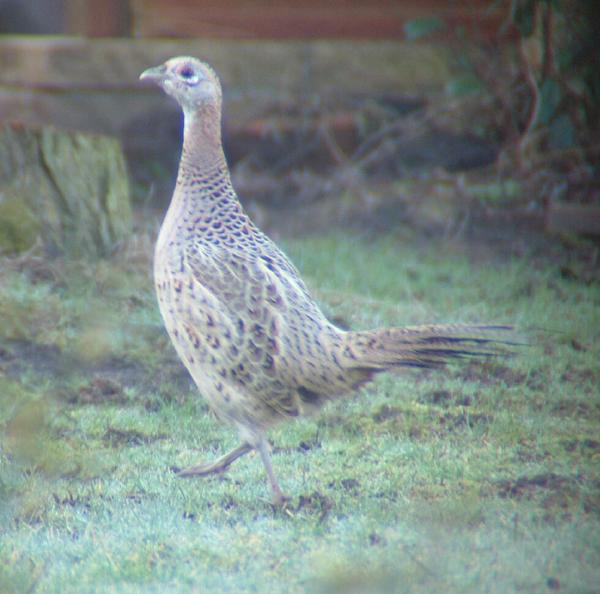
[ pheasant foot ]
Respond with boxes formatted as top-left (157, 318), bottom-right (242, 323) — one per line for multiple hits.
top-left (177, 442), bottom-right (253, 477)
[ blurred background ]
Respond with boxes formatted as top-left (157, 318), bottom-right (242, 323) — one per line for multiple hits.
top-left (1, 0), bottom-right (598, 250)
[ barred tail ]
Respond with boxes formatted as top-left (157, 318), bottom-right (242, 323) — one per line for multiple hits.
top-left (340, 324), bottom-right (517, 387)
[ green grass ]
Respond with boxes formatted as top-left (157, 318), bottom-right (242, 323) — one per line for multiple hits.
top-left (1, 231), bottom-right (599, 594)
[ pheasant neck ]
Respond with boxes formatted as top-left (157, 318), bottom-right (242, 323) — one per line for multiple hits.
top-left (178, 103), bottom-right (229, 187)
top-left (169, 102), bottom-right (244, 227)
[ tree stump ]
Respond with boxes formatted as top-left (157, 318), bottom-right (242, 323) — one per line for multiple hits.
top-left (0, 123), bottom-right (132, 257)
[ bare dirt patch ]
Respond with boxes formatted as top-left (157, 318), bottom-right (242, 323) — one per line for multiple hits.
top-left (495, 473), bottom-right (572, 499)
top-left (0, 337), bottom-right (195, 410)
top-left (552, 399), bottom-right (599, 417)
top-left (437, 410), bottom-right (492, 432)
top-left (71, 377), bottom-right (126, 405)
top-left (452, 362), bottom-right (528, 387)
top-left (491, 473), bottom-right (590, 517)
top-left (293, 491), bottom-right (333, 522)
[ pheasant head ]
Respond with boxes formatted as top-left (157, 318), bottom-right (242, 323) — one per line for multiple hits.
top-left (140, 56), bottom-right (222, 116)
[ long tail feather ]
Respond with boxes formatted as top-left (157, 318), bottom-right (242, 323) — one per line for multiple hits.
top-left (342, 324), bottom-right (518, 372)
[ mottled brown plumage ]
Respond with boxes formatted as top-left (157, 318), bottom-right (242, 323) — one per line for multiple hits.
top-left (140, 57), bottom-right (514, 504)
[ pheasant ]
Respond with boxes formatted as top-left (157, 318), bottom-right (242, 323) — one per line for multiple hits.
top-left (140, 57), bottom-right (514, 505)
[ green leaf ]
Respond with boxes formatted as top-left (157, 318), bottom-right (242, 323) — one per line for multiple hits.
top-left (537, 78), bottom-right (562, 125)
top-left (583, 64), bottom-right (600, 104)
top-left (404, 17), bottom-right (446, 40)
top-left (511, 0), bottom-right (537, 37)
top-left (446, 74), bottom-right (485, 96)
top-left (548, 114), bottom-right (576, 150)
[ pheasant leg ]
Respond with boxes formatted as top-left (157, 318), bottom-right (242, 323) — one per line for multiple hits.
top-left (256, 437), bottom-right (290, 506)
top-left (177, 442), bottom-right (253, 477)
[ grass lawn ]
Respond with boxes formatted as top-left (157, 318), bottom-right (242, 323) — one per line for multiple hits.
top-left (1, 228), bottom-right (599, 593)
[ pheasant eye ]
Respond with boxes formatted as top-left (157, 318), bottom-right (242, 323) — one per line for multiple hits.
top-left (178, 66), bottom-right (197, 81)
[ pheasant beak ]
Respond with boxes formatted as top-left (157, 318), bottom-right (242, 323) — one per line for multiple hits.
top-left (139, 65), bottom-right (166, 84)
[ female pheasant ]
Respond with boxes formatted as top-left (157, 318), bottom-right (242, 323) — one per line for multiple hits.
top-left (140, 57), bottom-right (513, 505)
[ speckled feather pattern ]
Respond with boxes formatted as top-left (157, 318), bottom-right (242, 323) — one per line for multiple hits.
top-left (155, 151), bottom-right (351, 435)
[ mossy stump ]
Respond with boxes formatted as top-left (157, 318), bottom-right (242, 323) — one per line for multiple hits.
top-left (0, 123), bottom-right (132, 257)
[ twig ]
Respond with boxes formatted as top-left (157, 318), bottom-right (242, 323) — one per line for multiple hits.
top-left (541, 2), bottom-right (555, 82)
top-left (318, 122), bottom-right (348, 167)
top-left (515, 34), bottom-right (540, 167)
